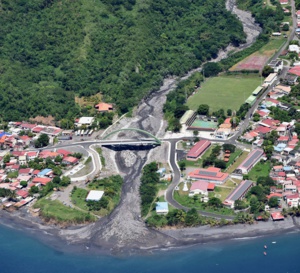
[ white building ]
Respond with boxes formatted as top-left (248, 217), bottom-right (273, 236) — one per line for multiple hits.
top-left (77, 117), bottom-right (95, 127)
top-left (288, 45), bottom-right (300, 53)
top-left (86, 190), bottom-right (104, 201)
top-left (263, 73), bottom-right (277, 87)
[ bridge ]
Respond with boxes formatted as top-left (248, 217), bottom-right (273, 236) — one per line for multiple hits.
top-left (102, 128), bottom-right (161, 145)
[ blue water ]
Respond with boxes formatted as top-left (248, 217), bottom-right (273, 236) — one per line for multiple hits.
top-left (0, 224), bottom-right (299, 273)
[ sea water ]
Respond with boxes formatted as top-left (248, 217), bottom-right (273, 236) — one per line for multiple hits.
top-left (0, 224), bottom-right (299, 273)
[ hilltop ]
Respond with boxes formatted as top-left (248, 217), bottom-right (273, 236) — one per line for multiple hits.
top-left (0, 0), bottom-right (245, 121)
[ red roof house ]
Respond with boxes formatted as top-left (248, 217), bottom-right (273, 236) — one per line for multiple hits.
top-left (62, 156), bottom-right (79, 165)
top-left (32, 177), bottom-right (52, 185)
top-left (95, 102), bottom-right (113, 112)
top-left (188, 167), bottom-right (229, 184)
top-left (186, 140), bottom-right (211, 161)
top-left (271, 212), bottom-right (284, 221)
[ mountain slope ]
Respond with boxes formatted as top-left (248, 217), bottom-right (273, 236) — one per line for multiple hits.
top-left (0, 0), bottom-right (245, 121)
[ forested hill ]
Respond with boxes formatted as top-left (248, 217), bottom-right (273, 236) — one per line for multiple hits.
top-left (0, 0), bottom-right (245, 121)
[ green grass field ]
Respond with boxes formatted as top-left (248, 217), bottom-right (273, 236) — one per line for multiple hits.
top-left (34, 198), bottom-right (96, 224)
top-left (187, 75), bottom-right (261, 112)
top-left (248, 161), bottom-right (271, 181)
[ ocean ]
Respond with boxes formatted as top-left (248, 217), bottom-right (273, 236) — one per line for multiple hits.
top-left (0, 224), bottom-right (299, 273)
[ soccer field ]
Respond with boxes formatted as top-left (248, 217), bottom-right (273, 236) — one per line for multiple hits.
top-left (186, 75), bottom-right (262, 113)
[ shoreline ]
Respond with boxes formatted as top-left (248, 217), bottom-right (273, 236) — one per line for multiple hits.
top-left (1, 208), bottom-right (300, 256)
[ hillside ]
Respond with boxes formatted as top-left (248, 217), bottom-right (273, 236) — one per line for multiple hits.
top-left (0, 0), bottom-right (246, 121)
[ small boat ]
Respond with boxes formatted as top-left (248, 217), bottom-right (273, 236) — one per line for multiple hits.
top-left (264, 252), bottom-right (267, 256)
top-left (264, 245), bottom-right (267, 249)
top-left (272, 241), bottom-right (276, 244)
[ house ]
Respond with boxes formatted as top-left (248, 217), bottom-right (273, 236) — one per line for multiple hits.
top-left (18, 168), bottom-right (33, 176)
top-left (16, 189), bottom-right (29, 199)
top-left (19, 135), bottom-right (31, 146)
top-left (189, 180), bottom-right (215, 196)
top-left (286, 66), bottom-right (300, 77)
top-left (188, 167), bottom-right (229, 184)
top-left (289, 44), bottom-right (300, 53)
top-left (186, 140), bottom-right (211, 161)
top-left (95, 102), bottom-right (113, 112)
top-left (273, 165), bottom-right (283, 172)
top-left (76, 117), bottom-right (95, 127)
top-left (56, 149), bottom-right (71, 157)
top-left (235, 148), bottom-right (264, 174)
top-left (274, 84), bottom-right (291, 95)
top-left (277, 136), bottom-right (289, 144)
top-left (20, 123), bottom-right (37, 131)
top-left (155, 202), bottom-right (169, 215)
top-left (18, 155), bottom-right (27, 165)
top-left (259, 118), bottom-right (280, 129)
top-left (223, 180), bottom-right (253, 209)
top-left (268, 59), bottom-right (283, 72)
top-left (32, 177), bottom-right (52, 185)
top-left (265, 97), bottom-right (280, 107)
top-left (156, 168), bottom-right (166, 177)
top-left (286, 193), bottom-right (300, 207)
top-left (26, 151), bottom-right (38, 161)
top-left (62, 156), bottom-right (79, 165)
top-left (263, 73), bottom-right (277, 87)
top-left (285, 72), bottom-right (299, 84)
top-left (37, 168), bottom-right (52, 177)
top-left (280, 0), bottom-right (288, 4)
top-left (86, 190), bottom-right (104, 201)
top-left (271, 212), bottom-right (284, 221)
top-left (255, 126), bottom-right (272, 137)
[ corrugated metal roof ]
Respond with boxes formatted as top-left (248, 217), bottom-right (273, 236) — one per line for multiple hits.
top-left (180, 110), bottom-right (195, 124)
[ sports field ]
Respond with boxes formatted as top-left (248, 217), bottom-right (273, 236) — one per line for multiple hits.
top-left (187, 75), bottom-right (261, 112)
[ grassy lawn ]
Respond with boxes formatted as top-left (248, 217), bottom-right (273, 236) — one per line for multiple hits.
top-left (174, 191), bottom-right (235, 215)
top-left (187, 75), bottom-right (261, 112)
top-left (227, 150), bottom-right (250, 174)
top-left (257, 37), bottom-right (286, 56)
top-left (213, 186), bottom-right (233, 202)
top-left (34, 197), bottom-right (96, 224)
top-left (248, 161), bottom-right (271, 181)
top-left (226, 148), bottom-right (242, 168)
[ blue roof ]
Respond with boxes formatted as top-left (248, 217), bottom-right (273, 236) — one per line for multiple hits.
top-left (0, 132), bottom-right (11, 137)
top-left (38, 168), bottom-right (52, 176)
top-left (156, 202), bottom-right (168, 211)
top-left (283, 166), bottom-right (292, 171)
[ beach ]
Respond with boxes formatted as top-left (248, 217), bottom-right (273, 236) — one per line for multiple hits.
top-left (1, 207), bottom-right (300, 256)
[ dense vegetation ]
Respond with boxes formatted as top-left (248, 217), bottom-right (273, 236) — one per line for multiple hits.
top-left (164, 0), bottom-right (285, 130)
top-left (140, 162), bottom-right (160, 217)
top-left (0, 0), bottom-right (245, 121)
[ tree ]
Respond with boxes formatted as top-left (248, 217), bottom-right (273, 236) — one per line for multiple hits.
top-left (185, 208), bottom-right (200, 226)
top-left (61, 176), bottom-right (71, 186)
top-left (20, 181), bottom-right (28, 187)
top-left (52, 166), bottom-right (62, 176)
top-left (262, 65), bottom-right (274, 77)
top-left (214, 159), bottom-right (226, 169)
top-left (35, 133), bottom-right (49, 148)
top-left (178, 161), bottom-right (186, 171)
top-left (268, 197), bottom-right (279, 208)
top-left (29, 185), bottom-right (39, 194)
top-left (234, 200), bottom-right (247, 210)
top-left (227, 109), bottom-right (232, 116)
top-left (222, 144), bottom-right (235, 153)
top-left (3, 154), bottom-right (10, 164)
top-left (208, 197), bottom-right (222, 208)
top-left (197, 104), bottom-right (209, 115)
top-left (282, 24), bottom-right (289, 31)
top-left (203, 62), bottom-right (222, 77)
top-left (52, 176), bottom-right (61, 185)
